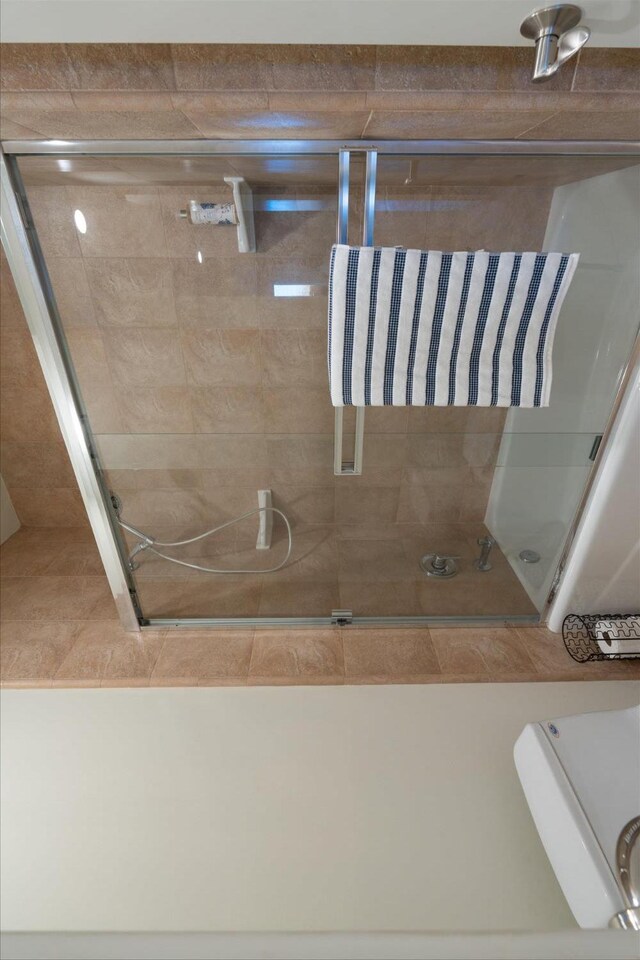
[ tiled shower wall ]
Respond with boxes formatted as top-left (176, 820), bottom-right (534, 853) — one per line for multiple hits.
top-left (0, 249), bottom-right (89, 527)
top-left (1, 43), bottom-right (638, 539)
top-left (9, 164), bottom-right (550, 617)
top-left (20, 172), bottom-right (550, 539)
top-left (0, 44), bottom-right (638, 141)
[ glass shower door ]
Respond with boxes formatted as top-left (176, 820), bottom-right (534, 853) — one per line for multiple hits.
top-left (368, 150), bottom-right (640, 618)
top-left (336, 154), bottom-right (543, 619)
top-left (17, 151), bottom-right (345, 619)
top-left (12, 144), bottom-right (640, 625)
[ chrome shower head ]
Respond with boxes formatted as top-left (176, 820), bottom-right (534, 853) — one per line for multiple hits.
top-left (520, 4), bottom-right (591, 83)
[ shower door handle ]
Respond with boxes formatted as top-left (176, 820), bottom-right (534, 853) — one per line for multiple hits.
top-left (334, 406), bottom-right (365, 476)
top-left (333, 149), bottom-right (376, 478)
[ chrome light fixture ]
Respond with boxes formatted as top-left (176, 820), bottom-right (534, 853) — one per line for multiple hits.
top-left (520, 4), bottom-right (591, 82)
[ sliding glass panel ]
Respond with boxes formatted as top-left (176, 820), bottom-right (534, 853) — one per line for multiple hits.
top-left (369, 151), bottom-right (640, 615)
top-left (17, 152), bottom-right (345, 619)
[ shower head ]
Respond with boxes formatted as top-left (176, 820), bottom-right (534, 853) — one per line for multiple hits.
top-left (520, 4), bottom-right (591, 83)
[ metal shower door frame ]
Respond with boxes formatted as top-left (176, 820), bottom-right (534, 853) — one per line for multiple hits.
top-left (1, 138), bottom-right (638, 632)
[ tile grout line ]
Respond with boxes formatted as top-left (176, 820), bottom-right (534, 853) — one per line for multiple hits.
top-left (511, 624), bottom-right (553, 677)
top-left (570, 48), bottom-right (581, 92)
top-left (244, 626), bottom-right (259, 682)
top-left (360, 110), bottom-right (374, 137)
top-left (48, 620), bottom-right (85, 684)
top-left (143, 627), bottom-right (170, 685)
top-left (168, 43), bottom-right (181, 94)
top-left (155, 197), bottom-right (196, 437)
top-left (514, 110), bottom-right (562, 140)
top-left (0, 86), bottom-right (636, 95)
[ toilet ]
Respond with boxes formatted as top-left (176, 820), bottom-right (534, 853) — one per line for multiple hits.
top-left (514, 704), bottom-right (640, 929)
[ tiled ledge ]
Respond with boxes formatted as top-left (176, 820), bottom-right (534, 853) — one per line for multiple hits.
top-left (1, 44), bottom-right (638, 93)
top-left (1, 91), bottom-right (638, 142)
top-left (2, 620), bottom-right (639, 688)
top-left (2, 533), bottom-right (639, 689)
top-left (1, 44), bottom-right (638, 142)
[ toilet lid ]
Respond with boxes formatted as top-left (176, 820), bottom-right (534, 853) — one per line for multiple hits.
top-left (543, 704), bottom-right (640, 879)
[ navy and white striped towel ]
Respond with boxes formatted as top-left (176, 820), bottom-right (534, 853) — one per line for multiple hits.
top-left (328, 244), bottom-right (579, 407)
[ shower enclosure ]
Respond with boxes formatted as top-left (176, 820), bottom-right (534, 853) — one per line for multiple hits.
top-left (1, 139), bottom-right (638, 630)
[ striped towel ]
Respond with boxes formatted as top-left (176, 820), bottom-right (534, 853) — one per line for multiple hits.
top-left (328, 244), bottom-right (579, 407)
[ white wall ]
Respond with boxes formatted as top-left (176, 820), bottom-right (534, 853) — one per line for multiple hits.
top-left (2, 682), bottom-right (639, 935)
top-left (1, 0), bottom-right (639, 45)
top-left (0, 474), bottom-right (20, 545)
top-left (3, 930), bottom-right (640, 960)
top-left (486, 165), bottom-right (640, 612)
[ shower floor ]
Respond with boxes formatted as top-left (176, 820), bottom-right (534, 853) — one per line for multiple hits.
top-left (129, 520), bottom-right (538, 620)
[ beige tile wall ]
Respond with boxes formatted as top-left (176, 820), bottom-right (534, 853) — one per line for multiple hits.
top-left (14, 164), bottom-right (550, 597)
top-left (0, 250), bottom-right (90, 528)
top-left (0, 42), bottom-right (637, 605)
top-left (0, 44), bottom-right (638, 141)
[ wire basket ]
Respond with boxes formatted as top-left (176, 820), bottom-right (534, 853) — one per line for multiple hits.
top-left (563, 614), bottom-right (640, 662)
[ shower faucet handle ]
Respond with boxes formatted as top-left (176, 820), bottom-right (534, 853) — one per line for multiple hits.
top-left (475, 535), bottom-right (496, 572)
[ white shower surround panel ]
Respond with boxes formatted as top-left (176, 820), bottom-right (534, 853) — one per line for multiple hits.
top-left (485, 165), bottom-right (640, 615)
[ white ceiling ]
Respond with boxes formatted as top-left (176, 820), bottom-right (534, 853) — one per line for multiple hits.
top-left (1, 0), bottom-right (639, 45)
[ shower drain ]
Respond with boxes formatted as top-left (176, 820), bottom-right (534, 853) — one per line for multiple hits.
top-left (419, 553), bottom-right (459, 578)
top-left (519, 549), bottom-right (541, 563)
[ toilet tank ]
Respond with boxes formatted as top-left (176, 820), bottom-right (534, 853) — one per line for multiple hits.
top-left (514, 704), bottom-right (640, 929)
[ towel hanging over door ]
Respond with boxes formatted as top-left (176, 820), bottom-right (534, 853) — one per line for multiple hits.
top-left (328, 244), bottom-right (579, 408)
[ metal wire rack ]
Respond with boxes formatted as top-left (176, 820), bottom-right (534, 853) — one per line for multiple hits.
top-left (563, 614), bottom-right (640, 662)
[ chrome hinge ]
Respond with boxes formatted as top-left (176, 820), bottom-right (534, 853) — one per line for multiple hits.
top-left (331, 609), bottom-right (353, 626)
top-left (589, 434), bottom-right (603, 462)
